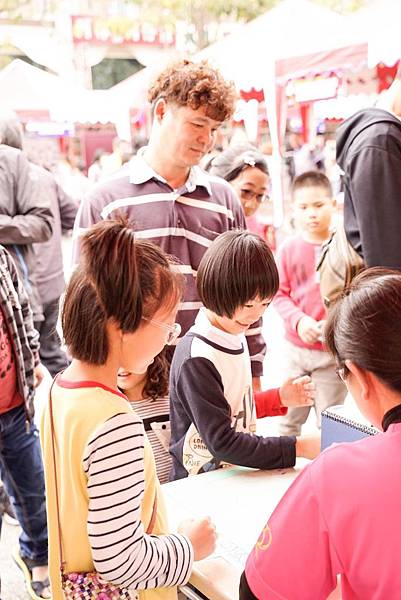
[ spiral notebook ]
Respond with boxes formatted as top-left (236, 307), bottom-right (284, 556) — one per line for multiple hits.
top-left (321, 404), bottom-right (380, 450)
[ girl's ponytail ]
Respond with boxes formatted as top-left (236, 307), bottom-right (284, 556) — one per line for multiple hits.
top-left (80, 218), bottom-right (142, 332)
top-left (62, 218), bottom-right (183, 365)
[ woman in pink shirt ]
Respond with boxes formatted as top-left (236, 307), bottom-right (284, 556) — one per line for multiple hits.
top-left (241, 267), bottom-right (401, 600)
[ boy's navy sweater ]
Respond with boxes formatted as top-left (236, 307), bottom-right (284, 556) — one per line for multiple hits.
top-left (169, 309), bottom-right (296, 481)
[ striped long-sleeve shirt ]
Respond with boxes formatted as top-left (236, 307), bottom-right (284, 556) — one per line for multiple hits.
top-left (72, 151), bottom-right (266, 376)
top-left (41, 380), bottom-right (193, 599)
top-left (83, 411), bottom-right (193, 589)
top-left (129, 396), bottom-right (172, 485)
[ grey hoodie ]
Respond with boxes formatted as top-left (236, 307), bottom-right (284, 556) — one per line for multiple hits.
top-left (0, 144), bottom-right (54, 320)
top-left (31, 164), bottom-right (78, 305)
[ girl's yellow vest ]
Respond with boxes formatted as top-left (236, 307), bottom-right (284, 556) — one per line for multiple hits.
top-left (40, 382), bottom-right (178, 600)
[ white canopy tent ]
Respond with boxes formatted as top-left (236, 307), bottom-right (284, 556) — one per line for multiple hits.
top-left (197, 0), bottom-right (361, 90)
top-left (0, 59), bottom-right (71, 116)
top-left (350, 0), bottom-right (401, 68)
top-left (195, 0), bottom-right (368, 226)
top-left (0, 59), bottom-right (123, 128)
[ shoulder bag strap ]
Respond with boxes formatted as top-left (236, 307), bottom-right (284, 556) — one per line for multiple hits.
top-left (48, 377), bottom-right (67, 575)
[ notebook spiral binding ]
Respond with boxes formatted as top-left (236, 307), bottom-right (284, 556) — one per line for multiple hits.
top-left (322, 409), bottom-right (379, 436)
top-left (321, 406), bottom-right (380, 450)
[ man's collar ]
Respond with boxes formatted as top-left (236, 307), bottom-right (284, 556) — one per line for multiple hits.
top-left (129, 147), bottom-right (166, 185)
top-left (186, 165), bottom-right (212, 195)
top-left (129, 146), bottom-right (211, 194)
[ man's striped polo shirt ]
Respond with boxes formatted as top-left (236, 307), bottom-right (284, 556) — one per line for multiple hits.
top-left (72, 150), bottom-right (266, 376)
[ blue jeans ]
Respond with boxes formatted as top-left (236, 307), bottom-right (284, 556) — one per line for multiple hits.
top-left (0, 404), bottom-right (48, 566)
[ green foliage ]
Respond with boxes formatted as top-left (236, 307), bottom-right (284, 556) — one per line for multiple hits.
top-left (0, 0), bottom-right (29, 19)
top-left (313, 0), bottom-right (367, 13)
top-left (0, 0), bottom-right (368, 51)
top-left (125, 0), bottom-right (366, 48)
top-left (91, 57), bottom-right (143, 89)
top-left (125, 0), bottom-right (279, 49)
top-left (0, 0), bottom-right (57, 20)
top-left (135, 0), bottom-right (279, 22)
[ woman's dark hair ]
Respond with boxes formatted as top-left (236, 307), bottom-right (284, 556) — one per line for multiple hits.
top-left (325, 267), bottom-right (401, 392)
top-left (207, 144), bottom-right (269, 182)
top-left (62, 218), bottom-right (182, 365)
top-left (197, 230), bottom-right (278, 318)
top-left (142, 349), bottom-right (169, 400)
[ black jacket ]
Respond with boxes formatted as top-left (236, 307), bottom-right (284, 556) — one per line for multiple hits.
top-left (336, 108), bottom-right (401, 269)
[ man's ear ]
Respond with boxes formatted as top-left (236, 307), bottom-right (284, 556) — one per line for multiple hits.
top-left (154, 98), bottom-right (167, 123)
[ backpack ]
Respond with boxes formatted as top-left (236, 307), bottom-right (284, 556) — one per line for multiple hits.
top-left (316, 222), bottom-right (365, 308)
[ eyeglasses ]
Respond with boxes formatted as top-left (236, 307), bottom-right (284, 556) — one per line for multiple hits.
top-left (240, 189), bottom-right (269, 204)
top-left (335, 365), bottom-right (349, 382)
top-left (142, 317), bottom-right (181, 345)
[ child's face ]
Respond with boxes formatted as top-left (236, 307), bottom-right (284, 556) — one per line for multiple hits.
top-left (117, 369), bottom-right (145, 394)
top-left (120, 303), bottom-right (179, 375)
top-left (293, 186), bottom-right (335, 238)
top-left (211, 296), bottom-right (271, 335)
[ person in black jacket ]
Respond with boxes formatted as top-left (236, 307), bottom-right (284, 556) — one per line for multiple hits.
top-left (336, 62), bottom-right (401, 269)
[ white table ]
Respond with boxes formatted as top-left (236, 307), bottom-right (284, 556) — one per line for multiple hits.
top-left (162, 461), bottom-right (308, 600)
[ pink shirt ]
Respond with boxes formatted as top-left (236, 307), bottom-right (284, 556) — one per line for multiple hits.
top-left (273, 234), bottom-right (325, 350)
top-left (0, 307), bottom-right (23, 414)
top-left (245, 423), bottom-right (401, 599)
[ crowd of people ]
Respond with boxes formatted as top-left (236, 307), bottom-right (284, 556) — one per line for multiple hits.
top-left (0, 57), bottom-right (400, 600)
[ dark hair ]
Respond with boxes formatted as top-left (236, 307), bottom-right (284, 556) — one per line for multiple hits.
top-left (142, 349), bottom-right (169, 400)
top-left (325, 267), bottom-right (401, 392)
top-left (148, 59), bottom-right (237, 122)
top-left (62, 218), bottom-right (182, 365)
top-left (208, 144), bottom-right (269, 182)
top-left (197, 230), bottom-right (279, 318)
top-left (292, 170), bottom-right (332, 197)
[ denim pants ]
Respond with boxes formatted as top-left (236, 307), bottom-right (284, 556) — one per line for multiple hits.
top-left (0, 403), bottom-right (48, 565)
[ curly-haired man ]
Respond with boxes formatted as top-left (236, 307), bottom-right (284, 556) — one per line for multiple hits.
top-left (73, 59), bottom-right (266, 385)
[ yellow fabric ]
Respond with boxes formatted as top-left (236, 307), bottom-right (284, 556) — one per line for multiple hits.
top-left (40, 382), bottom-right (177, 600)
